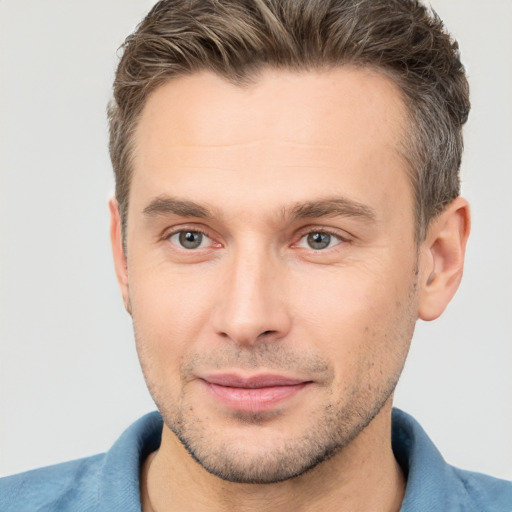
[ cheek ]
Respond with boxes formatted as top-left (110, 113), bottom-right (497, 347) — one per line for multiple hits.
top-left (291, 263), bottom-right (391, 329)
top-left (291, 261), bottom-right (416, 368)
top-left (128, 264), bottom-right (218, 368)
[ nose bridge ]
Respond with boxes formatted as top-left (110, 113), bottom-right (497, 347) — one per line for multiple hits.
top-left (213, 239), bottom-right (290, 346)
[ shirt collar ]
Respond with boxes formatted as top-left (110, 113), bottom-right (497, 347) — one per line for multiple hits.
top-left (392, 408), bottom-right (477, 512)
top-left (96, 409), bottom-right (477, 511)
top-left (98, 411), bottom-right (162, 510)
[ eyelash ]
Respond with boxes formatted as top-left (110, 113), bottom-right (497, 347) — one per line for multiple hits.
top-left (294, 228), bottom-right (349, 250)
top-left (163, 226), bottom-right (214, 247)
top-left (162, 226), bottom-right (351, 251)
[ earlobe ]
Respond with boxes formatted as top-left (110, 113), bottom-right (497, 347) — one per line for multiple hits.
top-left (108, 198), bottom-right (131, 314)
top-left (418, 197), bottom-right (471, 321)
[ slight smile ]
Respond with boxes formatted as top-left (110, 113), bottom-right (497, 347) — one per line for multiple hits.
top-left (200, 374), bottom-right (314, 413)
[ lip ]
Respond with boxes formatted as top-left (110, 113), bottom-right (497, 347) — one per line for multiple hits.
top-left (200, 373), bottom-right (312, 413)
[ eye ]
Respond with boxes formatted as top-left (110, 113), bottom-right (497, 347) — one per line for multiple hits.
top-left (168, 230), bottom-right (211, 250)
top-left (297, 231), bottom-right (343, 250)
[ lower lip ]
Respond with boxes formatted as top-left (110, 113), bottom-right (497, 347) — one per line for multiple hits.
top-left (204, 382), bottom-right (310, 413)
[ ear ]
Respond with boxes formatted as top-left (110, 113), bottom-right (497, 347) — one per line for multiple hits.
top-left (109, 198), bottom-right (131, 314)
top-left (418, 197), bottom-right (471, 321)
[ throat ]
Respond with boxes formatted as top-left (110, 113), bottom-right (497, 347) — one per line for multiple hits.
top-left (140, 418), bottom-right (406, 512)
top-left (140, 451), bottom-right (157, 512)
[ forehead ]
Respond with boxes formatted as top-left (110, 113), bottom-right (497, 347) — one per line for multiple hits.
top-left (130, 67), bottom-right (411, 224)
top-left (135, 66), bottom-right (407, 148)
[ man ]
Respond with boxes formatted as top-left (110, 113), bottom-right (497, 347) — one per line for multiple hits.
top-left (1, 0), bottom-right (511, 510)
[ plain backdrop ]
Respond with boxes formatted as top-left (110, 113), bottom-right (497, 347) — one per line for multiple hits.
top-left (1, 0), bottom-right (511, 480)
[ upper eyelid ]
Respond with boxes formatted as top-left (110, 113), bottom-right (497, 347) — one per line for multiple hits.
top-left (159, 224), bottom-right (352, 246)
top-left (295, 231), bottom-right (343, 248)
top-left (161, 224), bottom-right (213, 239)
top-left (167, 228), bottom-right (211, 239)
top-left (294, 225), bottom-right (353, 242)
top-left (168, 230), bottom-right (211, 250)
top-left (164, 230), bottom-right (215, 254)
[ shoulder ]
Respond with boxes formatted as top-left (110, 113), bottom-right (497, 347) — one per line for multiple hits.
top-left (0, 454), bottom-right (105, 512)
top-left (392, 408), bottom-right (512, 511)
top-left (450, 467), bottom-right (512, 511)
top-left (0, 411), bottom-right (163, 512)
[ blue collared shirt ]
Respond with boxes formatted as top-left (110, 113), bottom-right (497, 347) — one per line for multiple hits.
top-left (1, 409), bottom-right (511, 511)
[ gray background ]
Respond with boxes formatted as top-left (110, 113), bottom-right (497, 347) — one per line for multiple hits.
top-left (1, 1), bottom-right (511, 479)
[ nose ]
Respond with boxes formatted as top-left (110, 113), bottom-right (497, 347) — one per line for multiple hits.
top-left (212, 245), bottom-right (292, 347)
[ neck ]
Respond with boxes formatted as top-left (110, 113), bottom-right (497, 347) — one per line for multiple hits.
top-left (141, 404), bottom-right (405, 512)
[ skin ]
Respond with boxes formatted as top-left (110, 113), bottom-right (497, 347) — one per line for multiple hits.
top-left (110, 68), bottom-right (470, 511)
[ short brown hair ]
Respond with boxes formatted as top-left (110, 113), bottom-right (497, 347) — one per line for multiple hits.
top-left (108, 0), bottom-right (470, 244)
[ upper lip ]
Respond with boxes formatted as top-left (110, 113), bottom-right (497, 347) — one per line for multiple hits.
top-left (201, 373), bottom-right (310, 388)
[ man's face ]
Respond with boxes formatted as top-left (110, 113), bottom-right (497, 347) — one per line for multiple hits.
top-left (120, 68), bottom-right (420, 483)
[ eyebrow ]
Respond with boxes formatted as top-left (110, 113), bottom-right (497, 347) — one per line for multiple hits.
top-left (287, 198), bottom-right (376, 222)
top-left (143, 196), bottom-right (213, 218)
top-left (142, 195), bottom-right (376, 223)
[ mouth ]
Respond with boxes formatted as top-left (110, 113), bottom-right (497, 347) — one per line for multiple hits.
top-left (199, 373), bottom-right (313, 413)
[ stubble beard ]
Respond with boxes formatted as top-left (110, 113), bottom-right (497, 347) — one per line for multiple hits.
top-left (133, 275), bottom-right (418, 484)
top-left (136, 336), bottom-right (413, 485)
top-left (167, 378), bottom-right (399, 484)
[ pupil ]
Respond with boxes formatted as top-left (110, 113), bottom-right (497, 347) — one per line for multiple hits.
top-left (308, 232), bottom-right (330, 250)
top-left (179, 231), bottom-right (202, 249)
